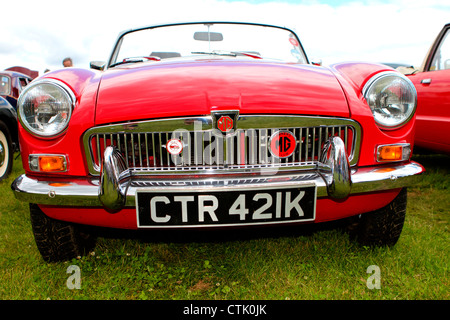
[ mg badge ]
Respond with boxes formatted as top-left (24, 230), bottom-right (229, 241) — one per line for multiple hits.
top-left (217, 116), bottom-right (233, 133)
top-left (269, 130), bottom-right (297, 158)
top-left (212, 110), bottom-right (239, 136)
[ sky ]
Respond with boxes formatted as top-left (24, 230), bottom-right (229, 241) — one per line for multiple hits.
top-left (1, 0), bottom-right (449, 75)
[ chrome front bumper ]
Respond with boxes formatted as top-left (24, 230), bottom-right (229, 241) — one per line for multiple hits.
top-left (11, 137), bottom-right (425, 210)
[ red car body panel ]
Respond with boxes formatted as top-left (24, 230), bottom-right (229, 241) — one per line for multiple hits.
top-left (95, 60), bottom-right (350, 125)
top-left (18, 68), bottom-right (101, 177)
top-left (329, 62), bottom-right (417, 166)
top-left (408, 70), bottom-right (450, 154)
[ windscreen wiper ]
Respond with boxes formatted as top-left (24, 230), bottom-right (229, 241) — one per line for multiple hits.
top-left (192, 51), bottom-right (262, 59)
top-left (192, 51), bottom-right (236, 57)
top-left (110, 56), bottom-right (161, 68)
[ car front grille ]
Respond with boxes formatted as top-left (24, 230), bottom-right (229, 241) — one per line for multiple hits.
top-left (83, 115), bottom-right (361, 176)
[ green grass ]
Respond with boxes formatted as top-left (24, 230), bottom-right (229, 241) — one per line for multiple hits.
top-left (0, 153), bottom-right (448, 300)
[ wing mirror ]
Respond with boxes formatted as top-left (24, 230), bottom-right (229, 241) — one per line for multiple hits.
top-left (90, 61), bottom-right (106, 71)
top-left (311, 58), bottom-right (322, 66)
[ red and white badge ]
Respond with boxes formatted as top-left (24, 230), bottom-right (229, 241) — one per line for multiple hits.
top-left (166, 139), bottom-right (183, 155)
top-left (217, 115), bottom-right (234, 133)
top-left (269, 131), bottom-right (297, 158)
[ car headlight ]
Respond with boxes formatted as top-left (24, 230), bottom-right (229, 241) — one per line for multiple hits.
top-left (18, 79), bottom-right (75, 138)
top-left (363, 71), bottom-right (417, 130)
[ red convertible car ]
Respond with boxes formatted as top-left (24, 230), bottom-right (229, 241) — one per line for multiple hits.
top-left (404, 23), bottom-right (450, 154)
top-left (12, 22), bottom-right (424, 262)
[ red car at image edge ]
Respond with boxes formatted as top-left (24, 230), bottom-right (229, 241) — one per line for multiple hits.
top-left (403, 23), bottom-right (450, 155)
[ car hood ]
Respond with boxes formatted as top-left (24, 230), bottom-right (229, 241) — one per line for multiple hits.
top-left (95, 60), bottom-right (350, 125)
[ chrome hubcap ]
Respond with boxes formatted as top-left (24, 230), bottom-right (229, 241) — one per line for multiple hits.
top-left (0, 141), bottom-right (5, 167)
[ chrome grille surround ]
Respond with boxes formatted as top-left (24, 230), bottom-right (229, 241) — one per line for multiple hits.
top-left (83, 115), bottom-right (361, 176)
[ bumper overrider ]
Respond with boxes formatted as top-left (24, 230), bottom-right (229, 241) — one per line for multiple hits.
top-left (12, 137), bottom-right (424, 220)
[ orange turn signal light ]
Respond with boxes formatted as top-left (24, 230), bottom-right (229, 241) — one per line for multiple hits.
top-left (29, 155), bottom-right (67, 172)
top-left (377, 144), bottom-right (411, 162)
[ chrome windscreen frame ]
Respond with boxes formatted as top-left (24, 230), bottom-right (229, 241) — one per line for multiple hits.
top-left (82, 115), bottom-right (362, 176)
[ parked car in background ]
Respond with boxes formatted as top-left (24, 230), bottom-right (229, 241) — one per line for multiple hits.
top-left (12, 22), bottom-right (424, 262)
top-left (0, 70), bottom-right (33, 110)
top-left (400, 23), bottom-right (450, 154)
top-left (0, 96), bottom-right (18, 181)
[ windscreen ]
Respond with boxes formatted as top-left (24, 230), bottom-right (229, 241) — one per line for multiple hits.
top-left (110, 23), bottom-right (308, 66)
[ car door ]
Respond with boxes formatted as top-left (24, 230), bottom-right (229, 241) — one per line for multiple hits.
top-left (408, 24), bottom-right (450, 154)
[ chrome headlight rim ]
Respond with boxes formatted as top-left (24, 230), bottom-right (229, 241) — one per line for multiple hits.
top-left (362, 71), bottom-right (417, 130)
top-left (17, 79), bottom-right (76, 138)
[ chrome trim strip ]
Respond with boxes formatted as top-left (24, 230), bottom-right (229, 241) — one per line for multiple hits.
top-left (0, 140), bottom-right (4, 167)
top-left (11, 162), bottom-right (425, 207)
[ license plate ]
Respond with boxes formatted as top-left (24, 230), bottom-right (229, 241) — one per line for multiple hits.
top-left (136, 185), bottom-right (316, 228)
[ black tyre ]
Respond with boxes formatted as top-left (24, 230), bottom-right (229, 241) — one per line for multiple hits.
top-left (0, 121), bottom-right (13, 181)
top-left (347, 188), bottom-right (407, 247)
top-left (30, 204), bottom-right (97, 262)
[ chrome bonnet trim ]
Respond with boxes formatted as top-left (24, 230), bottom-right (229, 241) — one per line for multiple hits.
top-left (11, 161), bottom-right (425, 208)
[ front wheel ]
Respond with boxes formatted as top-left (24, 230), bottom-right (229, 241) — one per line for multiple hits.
top-left (30, 204), bottom-right (97, 262)
top-left (347, 188), bottom-right (408, 247)
top-left (0, 121), bottom-right (13, 181)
